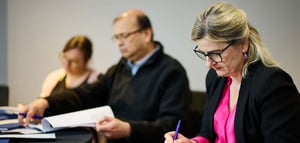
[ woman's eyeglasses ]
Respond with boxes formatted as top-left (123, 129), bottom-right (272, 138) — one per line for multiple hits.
top-left (193, 41), bottom-right (234, 63)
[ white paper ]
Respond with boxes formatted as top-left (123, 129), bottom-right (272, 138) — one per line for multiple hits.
top-left (28, 105), bottom-right (114, 132)
top-left (2, 128), bottom-right (45, 134)
top-left (0, 106), bottom-right (19, 115)
top-left (0, 119), bottom-right (18, 125)
top-left (0, 133), bottom-right (56, 139)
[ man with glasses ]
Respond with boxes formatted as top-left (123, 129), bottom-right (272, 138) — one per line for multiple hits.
top-left (19, 9), bottom-right (191, 143)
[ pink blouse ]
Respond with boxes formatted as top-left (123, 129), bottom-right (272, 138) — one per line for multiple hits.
top-left (191, 77), bottom-right (236, 143)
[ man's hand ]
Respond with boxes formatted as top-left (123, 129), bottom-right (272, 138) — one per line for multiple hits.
top-left (96, 116), bottom-right (131, 139)
top-left (17, 98), bottom-right (49, 126)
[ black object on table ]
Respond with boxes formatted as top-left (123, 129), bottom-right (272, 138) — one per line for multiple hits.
top-left (8, 127), bottom-right (95, 143)
top-left (0, 85), bottom-right (9, 106)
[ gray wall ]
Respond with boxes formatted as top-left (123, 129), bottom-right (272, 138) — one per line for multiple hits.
top-left (0, 0), bottom-right (7, 85)
top-left (7, 0), bottom-right (300, 105)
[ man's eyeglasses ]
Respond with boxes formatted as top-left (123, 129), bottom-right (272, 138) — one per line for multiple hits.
top-left (193, 41), bottom-right (234, 63)
top-left (112, 28), bottom-right (143, 42)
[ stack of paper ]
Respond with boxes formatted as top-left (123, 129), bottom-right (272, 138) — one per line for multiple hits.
top-left (0, 106), bottom-right (20, 131)
top-left (0, 106), bottom-right (19, 120)
top-left (0, 106), bottom-right (55, 139)
top-left (0, 105), bottom-right (114, 139)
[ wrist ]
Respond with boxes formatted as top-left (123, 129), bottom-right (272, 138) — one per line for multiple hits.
top-left (124, 122), bottom-right (131, 137)
top-left (36, 98), bottom-right (49, 109)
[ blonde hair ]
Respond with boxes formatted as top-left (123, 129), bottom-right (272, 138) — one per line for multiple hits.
top-left (191, 2), bottom-right (278, 77)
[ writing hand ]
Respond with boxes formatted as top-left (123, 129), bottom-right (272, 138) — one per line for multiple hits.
top-left (164, 131), bottom-right (194, 143)
top-left (17, 98), bottom-right (48, 126)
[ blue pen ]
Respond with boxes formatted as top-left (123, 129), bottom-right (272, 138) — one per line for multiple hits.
top-left (19, 113), bottom-right (43, 119)
top-left (173, 120), bottom-right (181, 140)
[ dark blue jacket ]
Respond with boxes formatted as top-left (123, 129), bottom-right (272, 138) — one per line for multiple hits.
top-left (46, 41), bottom-right (191, 143)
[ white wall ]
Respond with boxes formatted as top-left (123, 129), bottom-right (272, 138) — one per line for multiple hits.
top-left (0, 0), bottom-right (7, 85)
top-left (7, 0), bottom-right (300, 105)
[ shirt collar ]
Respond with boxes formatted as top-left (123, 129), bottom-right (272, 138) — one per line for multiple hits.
top-left (127, 45), bottom-right (160, 75)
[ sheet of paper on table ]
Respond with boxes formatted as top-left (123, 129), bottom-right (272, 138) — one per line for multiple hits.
top-left (28, 105), bottom-right (114, 132)
top-left (0, 133), bottom-right (55, 139)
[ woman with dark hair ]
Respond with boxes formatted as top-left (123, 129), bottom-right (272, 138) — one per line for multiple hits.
top-left (39, 35), bottom-right (99, 98)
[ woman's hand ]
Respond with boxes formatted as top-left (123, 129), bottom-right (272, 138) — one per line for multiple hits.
top-left (164, 131), bottom-right (195, 143)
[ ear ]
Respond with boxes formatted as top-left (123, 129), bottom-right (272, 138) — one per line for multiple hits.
top-left (143, 28), bottom-right (152, 42)
top-left (242, 39), bottom-right (249, 53)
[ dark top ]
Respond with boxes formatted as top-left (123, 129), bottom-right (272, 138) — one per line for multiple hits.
top-left (50, 74), bottom-right (89, 95)
top-left (199, 61), bottom-right (300, 143)
top-left (45, 41), bottom-right (191, 143)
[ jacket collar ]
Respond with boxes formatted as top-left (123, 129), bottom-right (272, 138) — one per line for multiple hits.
top-left (120, 41), bottom-right (164, 67)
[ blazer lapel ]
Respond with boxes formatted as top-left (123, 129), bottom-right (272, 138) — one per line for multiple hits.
top-left (234, 77), bottom-right (251, 143)
top-left (207, 77), bottom-right (227, 139)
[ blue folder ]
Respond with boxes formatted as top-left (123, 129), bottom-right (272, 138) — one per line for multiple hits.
top-left (0, 122), bottom-right (22, 131)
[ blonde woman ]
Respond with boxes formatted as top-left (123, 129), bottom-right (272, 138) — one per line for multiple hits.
top-left (164, 2), bottom-right (300, 143)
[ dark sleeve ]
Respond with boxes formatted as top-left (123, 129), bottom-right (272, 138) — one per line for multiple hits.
top-left (195, 68), bottom-right (218, 140)
top-left (128, 62), bottom-right (191, 143)
top-left (253, 68), bottom-right (300, 143)
top-left (44, 73), bottom-right (110, 116)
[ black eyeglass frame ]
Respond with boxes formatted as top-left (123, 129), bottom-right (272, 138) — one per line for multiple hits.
top-left (193, 41), bottom-right (235, 63)
top-left (112, 28), bottom-right (144, 42)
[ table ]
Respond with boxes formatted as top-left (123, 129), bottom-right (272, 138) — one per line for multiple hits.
top-left (8, 127), bottom-right (95, 143)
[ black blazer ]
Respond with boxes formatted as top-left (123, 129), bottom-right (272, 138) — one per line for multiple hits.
top-left (199, 61), bottom-right (300, 143)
